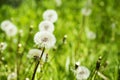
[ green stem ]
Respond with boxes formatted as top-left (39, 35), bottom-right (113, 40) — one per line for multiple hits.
top-left (16, 33), bottom-right (21, 80)
top-left (91, 70), bottom-right (98, 80)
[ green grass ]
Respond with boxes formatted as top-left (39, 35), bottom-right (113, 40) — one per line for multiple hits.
top-left (0, 0), bottom-right (120, 80)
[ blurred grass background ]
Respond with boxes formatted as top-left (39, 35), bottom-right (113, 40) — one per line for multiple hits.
top-left (0, 0), bottom-right (120, 80)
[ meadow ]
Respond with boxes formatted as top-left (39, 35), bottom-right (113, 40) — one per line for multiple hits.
top-left (0, 0), bottom-right (120, 80)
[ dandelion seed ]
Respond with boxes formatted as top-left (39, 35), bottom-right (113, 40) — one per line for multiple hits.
top-left (34, 31), bottom-right (56, 48)
top-left (0, 42), bottom-right (7, 51)
top-left (43, 10), bottom-right (58, 23)
top-left (5, 25), bottom-right (17, 37)
top-left (75, 66), bottom-right (90, 80)
top-left (7, 72), bottom-right (17, 80)
top-left (39, 21), bottom-right (54, 33)
top-left (27, 49), bottom-right (47, 62)
top-left (81, 7), bottom-right (92, 16)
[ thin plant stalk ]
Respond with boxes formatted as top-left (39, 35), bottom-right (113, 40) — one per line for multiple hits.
top-left (16, 32), bottom-right (22, 80)
top-left (18, 26), bottom-right (33, 77)
top-left (32, 47), bottom-right (45, 80)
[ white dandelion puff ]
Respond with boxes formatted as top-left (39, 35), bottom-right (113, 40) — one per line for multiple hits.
top-left (27, 49), bottom-right (47, 62)
top-left (0, 20), bottom-right (17, 37)
top-left (34, 31), bottom-right (56, 48)
top-left (5, 25), bottom-right (17, 37)
top-left (81, 7), bottom-right (92, 16)
top-left (43, 10), bottom-right (58, 23)
top-left (39, 21), bottom-right (54, 33)
top-left (1, 20), bottom-right (12, 31)
top-left (86, 31), bottom-right (96, 40)
top-left (75, 66), bottom-right (90, 80)
top-left (7, 72), bottom-right (17, 80)
top-left (0, 42), bottom-right (7, 51)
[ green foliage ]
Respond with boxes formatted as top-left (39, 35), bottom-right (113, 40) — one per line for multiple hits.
top-left (0, 0), bottom-right (120, 80)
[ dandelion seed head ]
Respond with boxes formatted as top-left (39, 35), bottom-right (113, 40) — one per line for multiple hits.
top-left (43, 10), bottom-right (58, 23)
top-left (39, 21), bottom-right (54, 33)
top-left (86, 31), bottom-right (96, 40)
top-left (1, 20), bottom-right (17, 37)
top-left (1, 20), bottom-right (12, 31)
top-left (85, 28), bottom-right (96, 40)
top-left (5, 25), bottom-right (17, 37)
top-left (75, 66), bottom-right (90, 80)
top-left (27, 49), bottom-right (47, 62)
top-left (81, 8), bottom-right (92, 16)
top-left (7, 72), bottom-right (17, 80)
top-left (34, 31), bottom-right (56, 48)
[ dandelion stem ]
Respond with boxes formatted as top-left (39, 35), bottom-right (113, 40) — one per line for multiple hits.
top-left (16, 33), bottom-right (21, 80)
top-left (32, 47), bottom-right (45, 80)
top-left (91, 70), bottom-right (97, 80)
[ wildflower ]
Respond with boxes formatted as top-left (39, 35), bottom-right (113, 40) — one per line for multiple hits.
top-left (34, 31), bottom-right (56, 48)
top-left (39, 21), bottom-right (54, 33)
top-left (81, 7), bottom-right (92, 16)
top-left (75, 66), bottom-right (90, 80)
top-left (0, 42), bottom-right (7, 51)
top-left (7, 72), bottom-right (17, 80)
top-left (0, 20), bottom-right (17, 37)
top-left (43, 10), bottom-right (58, 23)
top-left (27, 49), bottom-right (47, 62)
